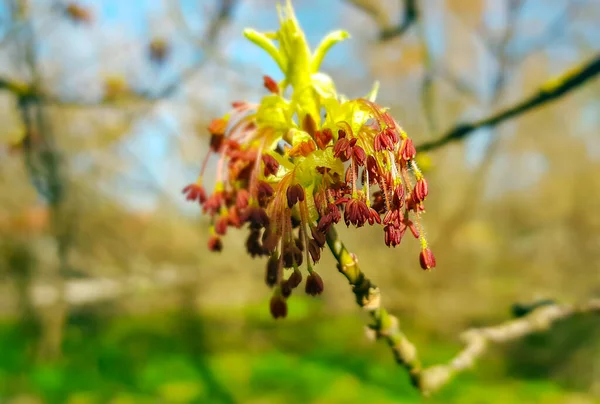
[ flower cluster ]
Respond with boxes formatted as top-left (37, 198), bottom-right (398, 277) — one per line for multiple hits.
top-left (183, 1), bottom-right (436, 319)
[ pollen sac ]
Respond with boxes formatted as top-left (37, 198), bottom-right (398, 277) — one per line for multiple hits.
top-left (344, 199), bottom-right (370, 227)
top-left (263, 75), bottom-right (279, 94)
top-left (419, 248), bottom-right (436, 270)
top-left (286, 184), bottom-right (305, 208)
top-left (400, 138), bottom-right (416, 161)
top-left (412, 178), bottom-right (429, 203)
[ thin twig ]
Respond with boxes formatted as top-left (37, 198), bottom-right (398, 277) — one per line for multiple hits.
top-left (417, 53), bottom-right (600, 152)
top-left (345, 0), bottom-right (417, 41)
top-left (326, 226), bottom-right (600, 396)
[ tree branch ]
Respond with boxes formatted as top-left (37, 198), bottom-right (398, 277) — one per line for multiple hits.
top-left (417, 53), bottom-right (600, 152)
top-left (326, 226), bottom-right (600, 396)
top-left (345, 0), bottom-right (417, 41)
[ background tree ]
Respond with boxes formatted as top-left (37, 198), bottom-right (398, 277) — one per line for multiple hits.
top-left (0, 0), bottom-right (599, 402)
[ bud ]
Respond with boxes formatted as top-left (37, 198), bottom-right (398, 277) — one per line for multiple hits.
top-left (207, 235), bottom-right (223, 252)
top-left (236, 189), bottom-right (250, 210)
top-left (308, 239), bottom-right (321, 263)
top-left (246, 229), bottom-right (266, 257)
top-left (281, 281), bottom-right (293, 298)
top-left (286, 184), bottom-right (305, 208)
top-left (305, 272), bottom-right (324, 296)
top-left (419, 248), bottom-right (436, 270)
top-left (182, 183), bottom-right (206, 204)
top-left (311, 227), bottom-right (326, 248)
top-left (262, 154), bottom-right (280, 176)
top-left (257, 181), bottom-right (274, 206)
top-left (244, 207), bottom-right (269, 229)
top-left (265, 254), bottom-right (280, 287)
top-left (287, 269), bottom-right (302, 288)
top-left (270, 294), bottom-right (287, 319)
top-left (344, 199), bottom-right (370, 227)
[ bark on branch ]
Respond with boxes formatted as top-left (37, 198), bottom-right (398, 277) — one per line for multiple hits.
top-left (326, 226), bottom-right (600, 396)
top-left (418, 53), bottom-right (600, 152)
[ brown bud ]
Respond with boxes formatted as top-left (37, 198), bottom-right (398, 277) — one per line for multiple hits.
top-left (262, 154), bottom-right (280, 176)
top-left (280, 281), bottom-right (293, 298)
top-left (305, 272), bottom-right (324, 296)
top-left (311, 227), bottom-right (326, 248)
top-left (287, 269), bottom-right (302, 289)
top-left (265, 254), bottom-right (280, 287)
top-left (244, 207), bottom-right (270, 229)
top-left (246, 229), bottom-right (266, 257)
top-left (257, 181), bottom-right (274, 206)
top-left (308, 239), bottom-right (321, 263)
top-left (270, 294), bottom-right (287, 319)
top-left (286, 184), bottom-right (305, 208)
top-left (207, 236), bottom-right (223, 252)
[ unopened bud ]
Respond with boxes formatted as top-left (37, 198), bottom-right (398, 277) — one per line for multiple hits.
top-left (305, 272), bottom-right (324, 296)
top-left (207, 236), bottom-right (223, 252)
top-left (265, 254), bottom-right (280, 287)
top-left (270, 294), bottom-right (287, 319)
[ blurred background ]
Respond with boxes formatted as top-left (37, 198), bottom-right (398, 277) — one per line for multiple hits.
top-left (1, 0), bottom-right (599, 403)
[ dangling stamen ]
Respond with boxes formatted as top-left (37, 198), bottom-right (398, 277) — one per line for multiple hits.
top-left (299, 200), bottom-right (314, 272)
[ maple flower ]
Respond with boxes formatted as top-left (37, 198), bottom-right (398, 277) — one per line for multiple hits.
top-left (183, 0), bottom-right (436, 318)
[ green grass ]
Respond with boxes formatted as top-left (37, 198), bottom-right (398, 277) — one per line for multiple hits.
top-left (0, 307), bottom-right (596, 404)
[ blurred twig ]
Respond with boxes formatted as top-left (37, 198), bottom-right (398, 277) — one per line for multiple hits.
top-left (326, 226), bottom-right (600, 396)
top-left (345, 0), bottom-right (417, 40)
top-left (417, 53), bottom-right (600, 152)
